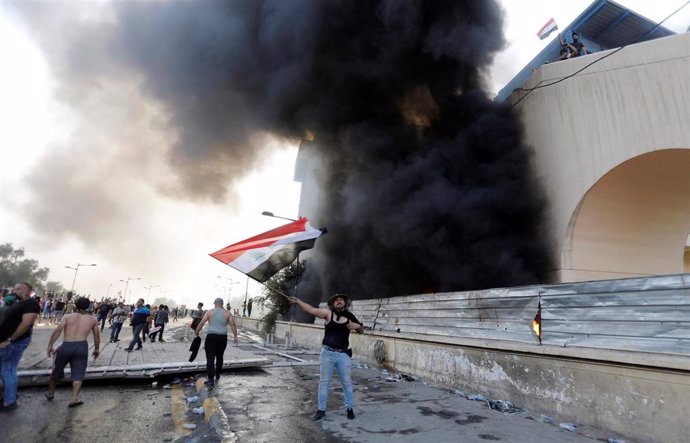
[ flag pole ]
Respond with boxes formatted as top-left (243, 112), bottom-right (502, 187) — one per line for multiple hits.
top-left (259, 282), bottom-right (292, 300)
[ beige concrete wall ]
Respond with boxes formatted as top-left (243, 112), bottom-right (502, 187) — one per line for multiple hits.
top-left (237, 317), bottom-right (690, 443)
top-left (510, 33), bottom-right (690, 282)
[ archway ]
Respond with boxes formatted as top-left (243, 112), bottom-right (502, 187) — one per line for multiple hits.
top-left (564, 149), bottom-right (690, 281)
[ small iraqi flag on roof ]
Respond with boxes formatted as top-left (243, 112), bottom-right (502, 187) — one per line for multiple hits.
top-left (537, 17), bottom-right (558, 40)
top-left (210, 217), bottom-right (324, 283)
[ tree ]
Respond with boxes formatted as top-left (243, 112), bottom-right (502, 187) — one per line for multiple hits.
top-left (255, 260), bottom-right (305, 335)
top-left (46, 281), bottom-right (66, 293)
top-left (0, 243), bottom-right (50, 292)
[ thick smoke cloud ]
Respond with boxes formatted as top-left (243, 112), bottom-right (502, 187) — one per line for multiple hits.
top-left (13, 1), bottom-right (552, 302)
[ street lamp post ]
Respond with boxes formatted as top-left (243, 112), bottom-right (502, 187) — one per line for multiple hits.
top-left (143, 285), bottom-right (160, 304)
top-left (119, 277), bottom-right (141, 303)
top-left (217, 276), bottom-right (239, 303)
top-left (65, 263), bottom-right (97, 297)
top-left (261, 211), bottom-right (298, 222)
top-left (106, 283), bottom-right (113, 299)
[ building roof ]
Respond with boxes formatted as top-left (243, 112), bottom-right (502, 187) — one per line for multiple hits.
top-left (496, 0), bottom-right (675, 102)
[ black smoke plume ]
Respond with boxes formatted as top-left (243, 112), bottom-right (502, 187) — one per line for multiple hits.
top-left (13, 1), bottom-right (552, 302)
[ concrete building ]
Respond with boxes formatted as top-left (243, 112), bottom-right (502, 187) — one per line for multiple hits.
top-left (505, 2), bottom-right (690, 282)
top-left (294, 0), bottom-right (690, 285)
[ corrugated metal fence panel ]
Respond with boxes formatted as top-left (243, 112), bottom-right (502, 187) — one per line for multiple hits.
top-left (540, 274), bottom-right (690, 354)
top-left (311, 274), bottom-right (690, 355)
top-left (370, 288), bottom-right (539, 343)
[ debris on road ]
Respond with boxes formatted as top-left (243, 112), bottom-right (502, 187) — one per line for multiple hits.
top-left (560, 423), bottom-right (578, 432)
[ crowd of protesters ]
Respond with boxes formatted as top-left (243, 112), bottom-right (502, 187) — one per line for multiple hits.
top-left (0, 282), bottom-right (260, 413)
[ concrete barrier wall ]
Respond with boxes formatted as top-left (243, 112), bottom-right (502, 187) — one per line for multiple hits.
top-left (236, 315), bottom-right (689, 443)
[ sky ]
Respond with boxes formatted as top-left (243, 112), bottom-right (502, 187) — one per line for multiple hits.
top-left (0, 0), bottom-right (688, 309)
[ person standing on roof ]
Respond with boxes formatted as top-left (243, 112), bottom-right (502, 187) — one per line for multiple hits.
top-left (290, 293), bottom-right (364, 421)
top-left (571, 31), bottom-right (588, 56)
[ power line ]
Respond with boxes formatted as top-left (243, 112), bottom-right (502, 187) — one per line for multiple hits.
top-left (510, 1), bottom-right (690, 108)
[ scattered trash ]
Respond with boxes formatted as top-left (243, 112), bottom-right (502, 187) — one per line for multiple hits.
top-left (454, 390), bottom-right (469, 398)
top-left (300, 375), bottom-right (313, 381)
top-left (384, 373), bottom-right (417, 382)
top-left (171, 378), bottom-right (182, 384)
top-left (608, 439), bottom-right (626, 443)
top-left (163, 438), bottom-right (173, 442)
top-left (488, 400), bottom-right (526, 414)
top-left (151, 381), bottom-right (158, 388)
top-left (468, 394), bottom-right (487, 402)
top-left (163, 413), bottom-right (171, 417)
top-left (163, 384), bottom-right (171, 389)
top-left (559, 423), bottom-right (577, 433)
top-left (192, 406), bottom-right (205, 415)
top-left (186, 396), bottom-right (199, 403)
top-left (185, 382), bottom-right (196, 387)
top-left (541, 414), bottom-right (555, 423)
top-left (183, 376), bottom-right (194, 382)
top-left (182, 423), bottom-right (197, 430)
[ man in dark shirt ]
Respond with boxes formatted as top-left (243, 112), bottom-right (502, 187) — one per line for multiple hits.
top-left (124, 299), bottom-right (150, 352)
top-left (291, 293), bottom-right (363, 421)
top-left (96, 301), bottom-right (111, 331)
top-left (53, 298), bottom-right (66, 323)
top-left (571, 31), bottom-right (587, 57)
top-left (190, 302), bottom-right (205, 330)
top-left (0, 282), bottom-right (41, 411)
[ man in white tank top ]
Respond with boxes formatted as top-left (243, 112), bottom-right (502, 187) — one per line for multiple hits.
top-left (195, 298), bottom-right (238, 387)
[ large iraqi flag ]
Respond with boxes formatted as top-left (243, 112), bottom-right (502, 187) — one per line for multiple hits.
top-left (210, 218), bottom-right (324, 282)
top-left (537, 17), bottom-right (558, 40)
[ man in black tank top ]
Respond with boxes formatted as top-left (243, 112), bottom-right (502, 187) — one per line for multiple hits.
top-left (291, 293), bottom-right (364, 421)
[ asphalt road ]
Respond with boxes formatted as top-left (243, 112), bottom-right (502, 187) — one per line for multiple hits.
top-left (1, 324), bottom-right (608, 443)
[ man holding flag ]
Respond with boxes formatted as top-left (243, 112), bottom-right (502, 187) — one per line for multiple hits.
top-left (291, 294), bottom-right (364, 421)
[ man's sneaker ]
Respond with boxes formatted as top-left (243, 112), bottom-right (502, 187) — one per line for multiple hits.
top-left (124, 348), bottom-right (133, 352)
top-left (347, 408), bottom-right (355, 420)
top-left (1, 403), bottom-right (18, 412)
top-left (313, 410), bottom-right (326, 421)
top-left (135, 346), bottom-right (142, 350)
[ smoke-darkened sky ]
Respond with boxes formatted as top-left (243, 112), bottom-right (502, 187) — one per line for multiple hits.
top-left (1, 1), bottom-right (686, 306)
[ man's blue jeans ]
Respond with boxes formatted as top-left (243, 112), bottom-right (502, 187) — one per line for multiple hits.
top-left (110, 322), bottom-right (124, 341)
top-left (126, 323), bottom-right (145, 350)
top-left (318, 347), bottom-right (354, 411)
top-left (0, 336), bottom-right (31, 405)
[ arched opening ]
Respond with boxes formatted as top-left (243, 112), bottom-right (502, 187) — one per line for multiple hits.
top-left (564, 149), bottom-right (690, 281)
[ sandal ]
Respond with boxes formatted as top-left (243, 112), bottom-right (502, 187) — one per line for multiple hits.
top-left (45, 394), bottom-right (54, 401)
top-left (68, 401), bottom-right (84, 408)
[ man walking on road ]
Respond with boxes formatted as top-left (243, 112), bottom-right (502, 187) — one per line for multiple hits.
top-left (290, 294), bottom-right (364, 421)
top-left (195, 298), bottom-right (238, 387)
top-left (46, 297), bottom-right (100, 407)
top-left (96, 301), bottom-right (111, 331)
top-left (109, 302), bottom-right (128, 342)
top-left (124, 299), bottom-right (150, 352)
top-left (0, 282), bottom-right (41, 412)
top-left (149, 305), bottom-right (169, 342)
top-left (190, 302), bottom-right (205, 331)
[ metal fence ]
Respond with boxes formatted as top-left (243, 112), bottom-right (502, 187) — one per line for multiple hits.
top-left (319, 273), bottom-right (690, 356)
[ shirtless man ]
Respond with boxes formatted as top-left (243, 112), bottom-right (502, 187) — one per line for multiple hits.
top-left (46, 297), bottom-right (100, 407)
